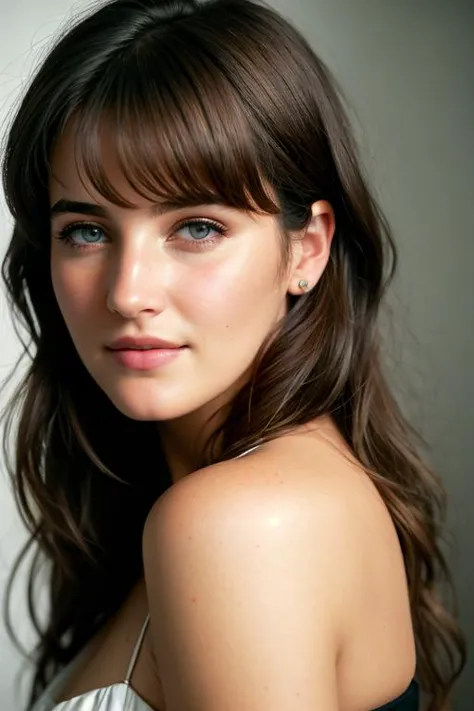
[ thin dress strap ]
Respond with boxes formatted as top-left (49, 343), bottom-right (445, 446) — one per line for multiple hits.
top-left (233, 444), bottom-right (261, 459)
top-left (124, 613), bottom-right (151, 685)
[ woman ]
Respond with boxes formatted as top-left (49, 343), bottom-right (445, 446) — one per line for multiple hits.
top-left (1, 0), bottom-right (465, 709)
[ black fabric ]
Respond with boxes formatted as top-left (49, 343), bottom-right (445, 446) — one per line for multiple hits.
top-left (372, 680), bottom-right (419, 710)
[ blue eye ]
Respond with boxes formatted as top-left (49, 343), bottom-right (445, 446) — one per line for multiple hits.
top-left (175, 219), bottom-right (228, 245)
top-left (58, 223), bottom-right (106, 246)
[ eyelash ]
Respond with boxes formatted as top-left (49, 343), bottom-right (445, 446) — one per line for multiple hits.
top-left (55, 218), bottom-right (229, 251)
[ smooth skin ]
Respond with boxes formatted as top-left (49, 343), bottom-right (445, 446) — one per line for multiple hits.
top-left (49, 124), bottom-right (417, 711)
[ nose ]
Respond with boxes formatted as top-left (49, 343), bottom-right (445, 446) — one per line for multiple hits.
top-left (106, 244), bottom-right (166, 319)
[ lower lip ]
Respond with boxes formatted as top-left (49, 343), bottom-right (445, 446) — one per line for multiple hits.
top-left (108, 347), bottom-right (188, 371)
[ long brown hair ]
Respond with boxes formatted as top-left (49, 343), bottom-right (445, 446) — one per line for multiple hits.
top-left (1, 0), bottom-right (465, 708)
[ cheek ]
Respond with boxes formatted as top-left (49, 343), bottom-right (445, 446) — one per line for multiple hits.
top-left (188, 270), bottom-right (245, 317)
top-left (179, 253), bottom-right (279, 330)
top-left (51, 258), bottom-right (102, 328)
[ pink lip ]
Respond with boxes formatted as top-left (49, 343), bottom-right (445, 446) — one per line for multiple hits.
top-left (108, 346), bottom-right (188, 371)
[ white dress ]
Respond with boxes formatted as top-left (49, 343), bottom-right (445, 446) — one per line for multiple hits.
top-left (31, 612), bottom-right (155, 710)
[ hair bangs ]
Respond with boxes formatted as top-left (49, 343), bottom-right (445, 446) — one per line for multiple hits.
top-left (67, 36), bottom-right (280, 217)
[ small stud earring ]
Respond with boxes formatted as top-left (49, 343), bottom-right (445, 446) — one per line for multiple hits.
top-left (298, 278), bottom-right (309, 291)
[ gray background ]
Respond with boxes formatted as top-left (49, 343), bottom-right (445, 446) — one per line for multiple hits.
top-left (0, 0), bottom-right (472, 708)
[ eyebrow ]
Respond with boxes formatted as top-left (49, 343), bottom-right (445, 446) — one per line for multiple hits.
top-left (50, 199), bottom-right (203, 218)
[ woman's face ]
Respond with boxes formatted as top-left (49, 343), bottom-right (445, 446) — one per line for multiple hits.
top-left (49, 126), bottom-right (294, 423)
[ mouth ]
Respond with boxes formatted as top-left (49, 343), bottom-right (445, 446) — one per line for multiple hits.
top-left (106, 344), bottom-right (188, 371)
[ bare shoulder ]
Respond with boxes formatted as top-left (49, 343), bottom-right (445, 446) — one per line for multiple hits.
top-left (141, 423), bottom-right (414, 710)
top-left (143, 420), bottom-right (398, 595)
top-left (142, 426), bottom-right (363, 602)
top-left (144, 419), bottom-right (395, 562)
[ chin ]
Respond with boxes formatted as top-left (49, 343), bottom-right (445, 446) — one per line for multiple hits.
top-left (95, 377), bottom-right (199, 422)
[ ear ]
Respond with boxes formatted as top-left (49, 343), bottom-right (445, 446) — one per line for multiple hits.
top-left (287, 200), bottom-right (335, 296)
